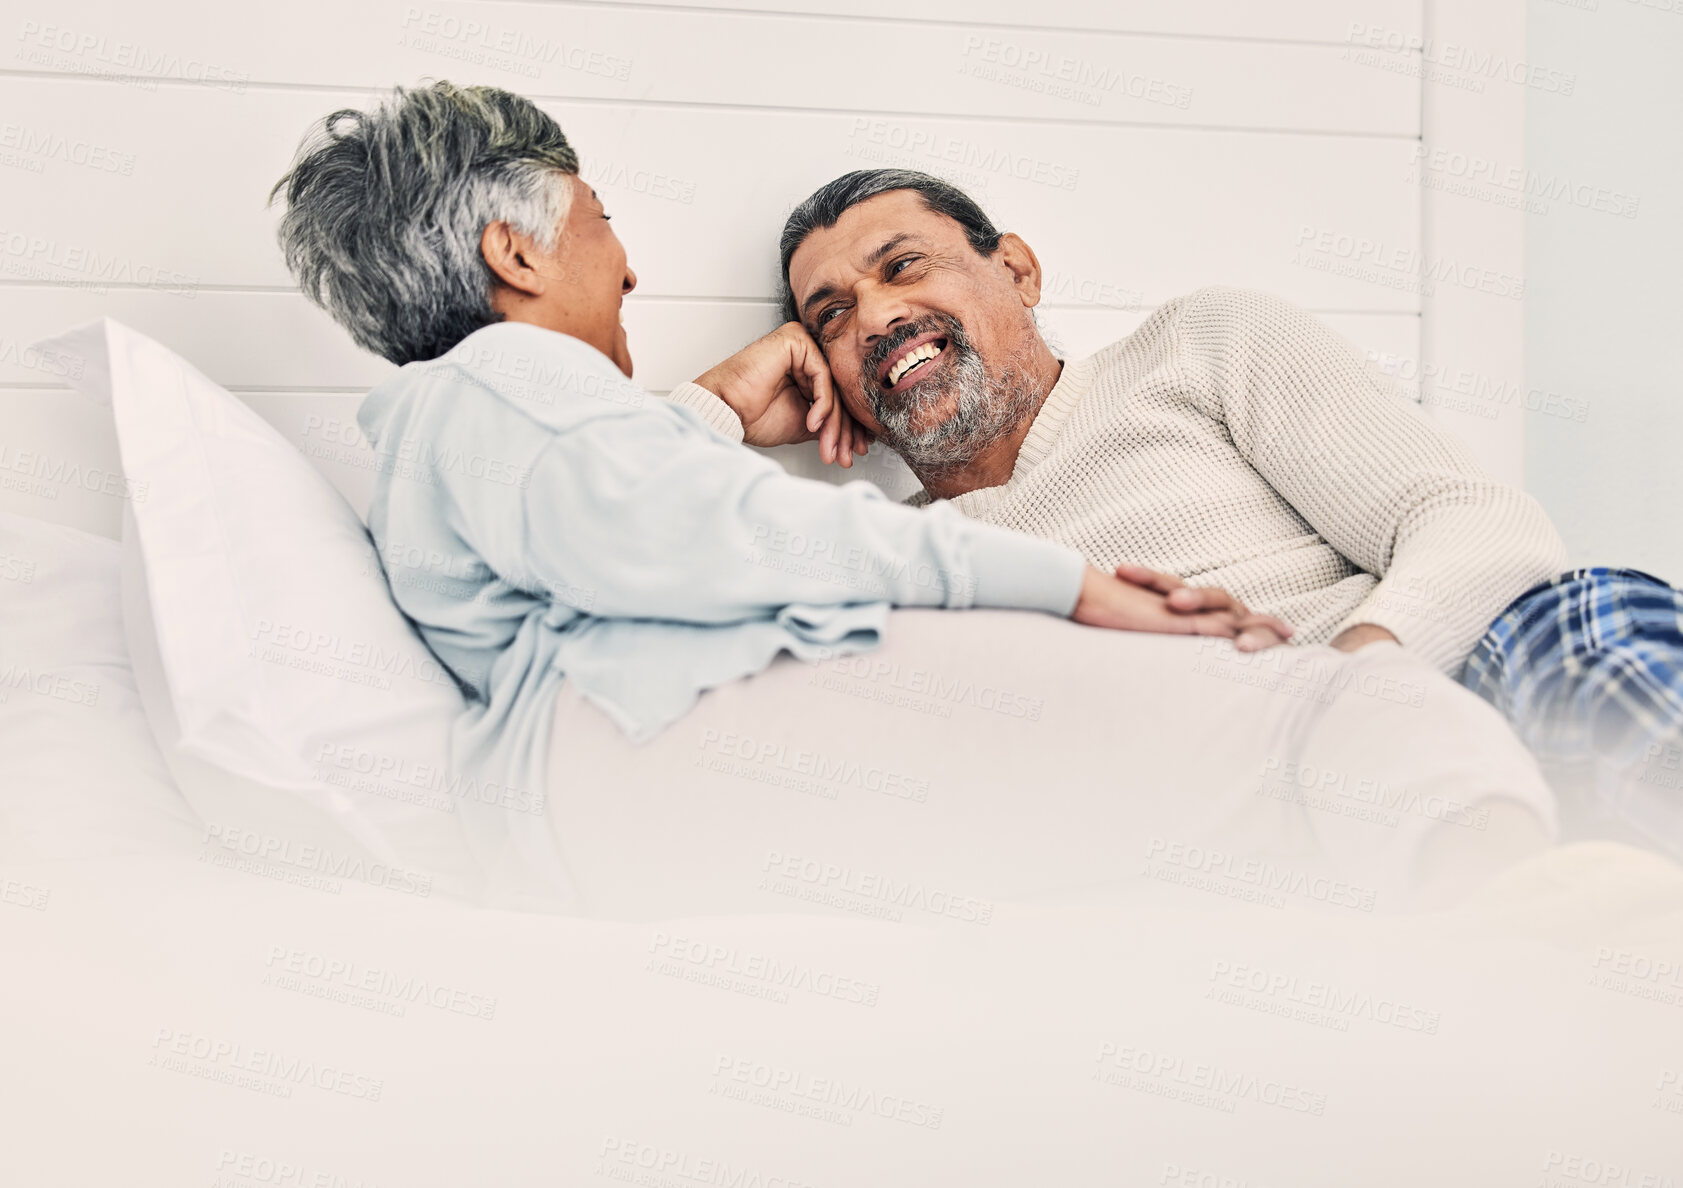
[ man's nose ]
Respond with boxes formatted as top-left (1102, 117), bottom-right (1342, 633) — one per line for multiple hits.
top-left (856, 282), bottom-right (911, 342)
top-left (622, 265), bottom-right (638, 295)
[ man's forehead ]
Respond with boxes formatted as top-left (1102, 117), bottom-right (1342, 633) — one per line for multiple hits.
top-left (789, 190), bottom-right (958, 297)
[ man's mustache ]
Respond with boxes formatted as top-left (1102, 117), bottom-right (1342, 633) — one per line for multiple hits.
top-left (861, 313), bottom-right (971, 402)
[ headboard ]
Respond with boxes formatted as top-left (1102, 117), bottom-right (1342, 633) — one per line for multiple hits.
top-left (1, 0), bottom-right (1525, 535)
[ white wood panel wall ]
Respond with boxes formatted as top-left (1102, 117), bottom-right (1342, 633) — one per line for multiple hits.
top-left (0, 0), bottom-right (1438, 536)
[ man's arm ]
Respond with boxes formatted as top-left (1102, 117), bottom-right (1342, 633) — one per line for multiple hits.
top-left (665, 322), bottom-right (873, 466)
top-left (1176, 286), bottom-right (1567, 672)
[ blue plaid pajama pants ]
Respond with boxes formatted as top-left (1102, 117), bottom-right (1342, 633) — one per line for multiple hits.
top-left (1458, 567), bottom-right (1683, 854)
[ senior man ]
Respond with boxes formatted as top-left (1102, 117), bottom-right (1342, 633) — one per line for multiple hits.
top-left (703, 169), bottom-right (1682, 852)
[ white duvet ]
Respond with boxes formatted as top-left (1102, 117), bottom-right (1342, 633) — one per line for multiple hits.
top-left (4, 511), bottom-right (1682, 1185)
top-left (4, 844), bottom-right (1682, 1187)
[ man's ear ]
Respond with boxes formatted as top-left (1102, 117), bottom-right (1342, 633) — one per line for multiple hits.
top-left (480, 221), bottom-right (547, 299)
top-left (994, 232), bottom-right (1044, 308)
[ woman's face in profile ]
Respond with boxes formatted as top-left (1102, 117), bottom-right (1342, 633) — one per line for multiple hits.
top-left (553, 175), bottom-right (639, 376)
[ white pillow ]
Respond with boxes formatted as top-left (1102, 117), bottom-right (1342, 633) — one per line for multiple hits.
top-left (0, 510), bottom-right (201, 862)
top-left (33, 319), bottom-right (493, 900)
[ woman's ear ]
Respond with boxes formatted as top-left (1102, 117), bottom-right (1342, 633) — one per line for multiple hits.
top-left (995, 232), bottom-right (1044, 309)
top-left (480, 221), bottom-right (547, 299)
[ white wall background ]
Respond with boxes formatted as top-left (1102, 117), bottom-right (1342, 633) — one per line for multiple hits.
top-left (0, 0), bottom-right (1526, 539)
top-left (1524, 0), bottom-right (1683, 584)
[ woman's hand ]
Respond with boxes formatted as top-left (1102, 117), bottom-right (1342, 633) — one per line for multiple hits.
top-left (693, 323), bottom-right (872, 466)
top-left (1073, 564), bottom-right (1295, 651)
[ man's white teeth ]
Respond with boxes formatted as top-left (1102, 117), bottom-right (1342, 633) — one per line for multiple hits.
top-left (888, 342), bottom-right (942, 387)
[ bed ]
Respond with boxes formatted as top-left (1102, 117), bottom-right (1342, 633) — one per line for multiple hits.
top-left (3, 323), bottom-right (1681, 1185)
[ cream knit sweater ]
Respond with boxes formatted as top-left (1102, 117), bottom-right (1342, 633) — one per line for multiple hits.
top-left (901, 286), bottom-right (1569, 673)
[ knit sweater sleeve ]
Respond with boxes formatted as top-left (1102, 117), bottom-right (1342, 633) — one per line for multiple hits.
top-left (1174, 285), bottom-right (1567, 673)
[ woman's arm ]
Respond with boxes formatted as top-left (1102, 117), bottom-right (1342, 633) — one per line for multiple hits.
top-left (511, 403), bottom-right (1080, 622)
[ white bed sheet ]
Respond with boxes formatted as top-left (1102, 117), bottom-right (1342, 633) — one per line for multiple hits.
top-left (0, 510), bottom-right (201, 864)
top-left (2, 843), bottom-right (1681, 1187)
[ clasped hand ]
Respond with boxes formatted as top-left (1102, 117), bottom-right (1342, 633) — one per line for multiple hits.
top-left (1077, 564), bottom-right (1293, 651)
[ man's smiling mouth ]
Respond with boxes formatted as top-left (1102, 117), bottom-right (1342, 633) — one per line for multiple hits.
top-left (882, 336), bottom-right (948, 392)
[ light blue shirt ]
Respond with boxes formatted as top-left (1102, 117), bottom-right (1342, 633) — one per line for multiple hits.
top-left (356, 321), bottom-right (1084, 898)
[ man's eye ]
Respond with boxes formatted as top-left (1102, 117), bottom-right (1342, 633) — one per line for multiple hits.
top-left (817, 306), bottom-right (844, 328)
top-left (888, 256), bottom-right (919, 277)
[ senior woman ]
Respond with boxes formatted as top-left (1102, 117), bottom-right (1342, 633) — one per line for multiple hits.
top-left (268, 81), bottom-right (1290, 791)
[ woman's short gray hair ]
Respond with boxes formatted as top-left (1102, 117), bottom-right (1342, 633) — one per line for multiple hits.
top-left (270, 81), bottom-right (578, 366)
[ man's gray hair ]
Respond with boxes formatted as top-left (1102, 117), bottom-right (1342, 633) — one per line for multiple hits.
top-left (779, 169), bottom-right (1004, 325)
top-left (270, 81), bottom-right (579, 366)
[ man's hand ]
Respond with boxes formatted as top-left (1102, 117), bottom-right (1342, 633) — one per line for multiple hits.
top-left (693, 322), bottom-right (872, 466)
top-left (1330, 623), bottom-right (1400, 652)
top-left (1073, 566), bottom-right (1294, 649)
top-left (1111, 563), bottom-right (1294, 651)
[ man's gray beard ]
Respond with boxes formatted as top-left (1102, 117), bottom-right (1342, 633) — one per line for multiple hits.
top-left (869, 345), bottom-right (1042, 476)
